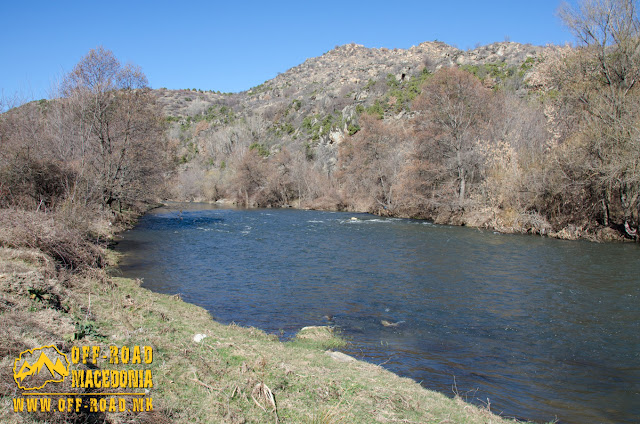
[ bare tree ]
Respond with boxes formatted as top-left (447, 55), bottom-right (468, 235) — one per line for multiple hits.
top-left (337, 114), bottom-right (410, 213)
top-left (559, 0), bottom-right (640, 92)
top-left (481, 92), bottom-right (549, 212)
top-left (554, 0), bottom-right (640, 236)
top-left (412, 68), bottom-right (495, 203)
top-left (59, 47), bottom-right (166, 210)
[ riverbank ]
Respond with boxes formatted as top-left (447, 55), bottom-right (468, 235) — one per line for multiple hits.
top-left (325, 203), bottom-right (630, 243)
top-left (189, 197), bottom-right (629, 243)
top-left (0, 218), bottom-right (534, 423)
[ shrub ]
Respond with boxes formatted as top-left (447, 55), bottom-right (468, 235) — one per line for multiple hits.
top-left (0, 209), bottom-right (104, 270)
top-left (365, 101), bottom-right (384, 119)
top-left (249, 143), bottom-right (269, 157)
top-left (0, 157), bottom-right (76, 209)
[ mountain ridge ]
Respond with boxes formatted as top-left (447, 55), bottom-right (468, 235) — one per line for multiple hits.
top-left (153, 40), bottom-right (553, 119)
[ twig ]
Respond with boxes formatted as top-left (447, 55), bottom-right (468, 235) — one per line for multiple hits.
top-left (190, 374), bottom-right (222, 391)
top-left (378, 357), bottom-right (392, 366)
top-left (251, 394), bottom-right (267, 412)
top-left (251, 382), bottom-right (279, 424)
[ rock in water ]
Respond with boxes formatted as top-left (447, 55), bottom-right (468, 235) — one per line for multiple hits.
top-left (381, 320), bottom-right (405, 327)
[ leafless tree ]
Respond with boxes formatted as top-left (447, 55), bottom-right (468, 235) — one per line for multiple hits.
top-left (59, 46), bottom-right (167, 210)
top-left (337, 114), bottom-right (410, 213)
top-left (412, 68), bottom-right (495, 203)
top-left (554, 0), bottom-right (640, 235)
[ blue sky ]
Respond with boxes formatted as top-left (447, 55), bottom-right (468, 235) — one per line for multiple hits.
top-left (1, 1), bottom-right (576, 100)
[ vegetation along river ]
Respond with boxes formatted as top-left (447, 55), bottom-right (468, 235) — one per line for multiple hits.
top-left (115, 203), bottom-right (639, 424)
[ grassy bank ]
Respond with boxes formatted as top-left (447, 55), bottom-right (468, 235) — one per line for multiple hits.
top-left (0, 239), bottom-right (534, 423)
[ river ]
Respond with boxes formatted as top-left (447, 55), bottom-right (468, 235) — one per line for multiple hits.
top-left (115, 203), bottom-right (640, 424)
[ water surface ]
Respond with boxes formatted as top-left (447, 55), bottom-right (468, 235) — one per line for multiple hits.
top-left (115, 203), bottom-right (640, 424)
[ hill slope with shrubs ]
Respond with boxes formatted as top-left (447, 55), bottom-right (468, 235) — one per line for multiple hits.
top-left (160, 35), bottom-right (639, 242)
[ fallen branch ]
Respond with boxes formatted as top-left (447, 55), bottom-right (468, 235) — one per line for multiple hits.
top-left (190, 373), bottom-right (222, 391)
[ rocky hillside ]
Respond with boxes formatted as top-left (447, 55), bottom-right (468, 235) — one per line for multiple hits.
top-left (155, 41), bottom-right (547, 118)
top-left (155, 41), bottom-right (549, 172)
top-left (255, 41), bottom-right (544, 96)
top-left (156, 40), bottom-right (557, 203)
top-left (155, 41), bottom-right (549, 143)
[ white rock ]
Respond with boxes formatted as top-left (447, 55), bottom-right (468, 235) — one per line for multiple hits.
top-left (193, 333), bottom-right (207, 343)
top-left (325, 351), bottom-right (356, 362)
top-left (329, 129), bottom-right (344, 144)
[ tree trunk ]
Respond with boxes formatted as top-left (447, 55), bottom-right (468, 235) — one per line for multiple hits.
top-left (458, 167), bottom-right (466, 202)
top-left (602, 197), bottom-right (609, 226)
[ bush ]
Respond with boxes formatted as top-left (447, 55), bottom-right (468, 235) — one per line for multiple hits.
top-left (249, 142), bottom-right (270, 157)
top-left (0, 209), bottom-right (105, 270)
top-left (0, 157), bottom-right (76, 210)
top-left (365, 101), bottom-right (384, 119)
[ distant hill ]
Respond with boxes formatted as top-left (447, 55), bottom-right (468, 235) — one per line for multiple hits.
top-left (155, 41), bottom-right (555, 178)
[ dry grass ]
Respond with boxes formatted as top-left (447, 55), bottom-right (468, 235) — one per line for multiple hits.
top-left (0, 247), bottom-right (100, 424)
top-left (0, 209), bottom-right (105, 270)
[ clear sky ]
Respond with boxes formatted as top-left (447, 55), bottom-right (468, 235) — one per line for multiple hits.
top-left (1, 0), bottom-right (576, 101)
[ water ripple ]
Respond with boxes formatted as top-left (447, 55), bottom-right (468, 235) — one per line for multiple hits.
top-left (116, 204), bottom-right (640, 424)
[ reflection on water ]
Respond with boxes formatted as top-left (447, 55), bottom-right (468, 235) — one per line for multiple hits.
top-left (115, 203), bottom-right (640, 424)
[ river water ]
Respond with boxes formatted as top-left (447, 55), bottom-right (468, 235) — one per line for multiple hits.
top-left (115, 203), bottom-right (639, 424)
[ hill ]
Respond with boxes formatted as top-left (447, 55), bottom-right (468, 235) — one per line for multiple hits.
top-left (158, 41), bottom-right (557, 210)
